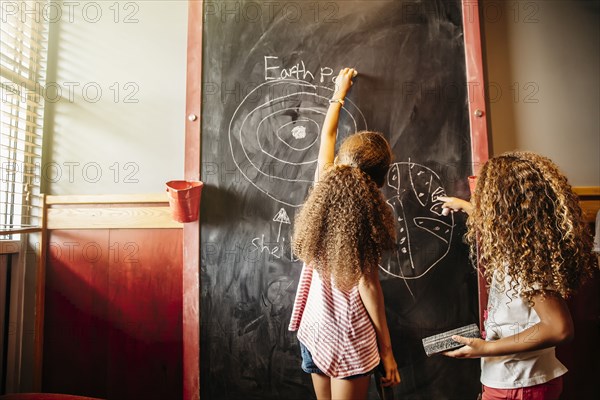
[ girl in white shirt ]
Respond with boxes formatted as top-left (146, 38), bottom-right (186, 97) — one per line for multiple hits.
top-left (439, 151), bottom-right (597, 400)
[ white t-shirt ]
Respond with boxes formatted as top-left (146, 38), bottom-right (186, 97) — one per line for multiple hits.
top-left (481, 271), bottom-right (568, 389)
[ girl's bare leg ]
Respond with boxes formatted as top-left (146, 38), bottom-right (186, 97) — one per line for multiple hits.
top-left (311, 373), bottom-right (332, 400)
top-left (331, 375), bottom-right (371, 400)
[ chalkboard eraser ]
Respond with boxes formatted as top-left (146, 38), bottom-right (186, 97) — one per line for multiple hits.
top-left (422, 324), bottom-right (481, 357)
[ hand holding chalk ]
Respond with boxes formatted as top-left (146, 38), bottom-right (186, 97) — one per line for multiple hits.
top-left (334, 68), bottom-right (358, 81)
top-left (437, 196), bottom-right (474, 216)
top-left (333, 68), bottom-right (358, 101)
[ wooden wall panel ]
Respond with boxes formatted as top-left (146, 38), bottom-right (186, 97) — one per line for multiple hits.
top-left (42, 229), bottom-right (182, 400)
top-left (557, 278), bottom-right (600, 398)
top-left (106, 229), bottom-right (183, 400)
top-left (43, 230), bottom-right (110, 398)
top-left (556, 211), bottom-right (600, 398)
top-left (574, 187), bottom-right (600, 223)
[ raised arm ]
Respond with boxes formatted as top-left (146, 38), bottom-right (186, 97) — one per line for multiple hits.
top-left (314, 67), bottom-right (357, 183)
top-left (358, 266), bottom-right (401, 387)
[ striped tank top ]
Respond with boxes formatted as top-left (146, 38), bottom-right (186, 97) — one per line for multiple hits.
top-left (288, 263), bottom-right (380, 378)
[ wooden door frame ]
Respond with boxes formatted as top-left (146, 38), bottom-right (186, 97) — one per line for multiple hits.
top-left (183, 1), bottom-right (203, 400)
top-left (461, 0), bottom-right (491, 329)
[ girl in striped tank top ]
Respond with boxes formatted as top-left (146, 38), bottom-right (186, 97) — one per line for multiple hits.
top-left (289, 68), bottom-right (401, 399)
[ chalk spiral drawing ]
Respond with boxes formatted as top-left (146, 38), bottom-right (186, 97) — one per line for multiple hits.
top-left (228, 79), bottom-right (367, 207)
top-left (229, 77), bottom-right (453, 285)
top-left (382, 161), bottom-right (455, 282)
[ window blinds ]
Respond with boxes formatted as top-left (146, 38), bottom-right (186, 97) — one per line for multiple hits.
top-left (1, 0), bottom-right (49, 237)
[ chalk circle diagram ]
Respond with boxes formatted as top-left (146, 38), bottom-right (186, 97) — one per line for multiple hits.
top-left (228, 79), bottom-right (367, 207)
top-left (381, 161), bottom-right (455, 280)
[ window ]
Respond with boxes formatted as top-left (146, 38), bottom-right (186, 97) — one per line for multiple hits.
top-left (1, 0), bottom-right (49, 237)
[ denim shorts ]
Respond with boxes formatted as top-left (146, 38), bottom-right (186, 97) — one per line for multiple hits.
top-left (299, 341), bottom-right (375, 380)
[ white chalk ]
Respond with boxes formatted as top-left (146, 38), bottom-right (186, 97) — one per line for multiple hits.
top-left (352, 70), bottom-right (358, 77)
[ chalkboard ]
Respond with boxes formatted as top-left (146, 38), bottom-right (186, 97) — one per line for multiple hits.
top-left (200, 1), bottom-right (480, 399)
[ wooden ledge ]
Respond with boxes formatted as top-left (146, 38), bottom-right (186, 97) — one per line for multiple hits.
top-left (574, 186), bottom-right (600, 223)
top-left (46, 193), bottom-right (169, 205)
top-left (45, 193), bottom-right (183, 229)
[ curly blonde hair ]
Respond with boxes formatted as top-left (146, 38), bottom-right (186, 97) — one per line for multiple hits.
top-left (466, 151), bottom-right (598, 304)
top-left (292, 131), bottom-right (396, 290)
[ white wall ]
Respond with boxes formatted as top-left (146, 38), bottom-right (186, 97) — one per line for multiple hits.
top-left (482, 0), bottom-right (599, 186)
top-left (42, 0), bottom-right (188, 195)
top-left (40, 1), bottom-right (598, 190)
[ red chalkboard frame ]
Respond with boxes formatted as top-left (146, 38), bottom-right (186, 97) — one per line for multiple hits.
top-left (461, 0), bottom-right (490, 333)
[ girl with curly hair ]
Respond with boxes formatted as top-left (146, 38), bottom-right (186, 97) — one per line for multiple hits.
top-left (439, 151), bottom-right (598, 400)
top-left (288, 68), bottom-right (401, 399)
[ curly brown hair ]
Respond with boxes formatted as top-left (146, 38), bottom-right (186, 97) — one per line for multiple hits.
top-left (336, 130), bottom-right (392, 188)
top-left (292, 131), bottom-right (396, 290)
top-left (466, 151), bottom-right (598, 304)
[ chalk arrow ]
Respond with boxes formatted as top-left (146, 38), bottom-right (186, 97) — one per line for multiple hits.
top-left (273, 208), bottom-right (291, 242)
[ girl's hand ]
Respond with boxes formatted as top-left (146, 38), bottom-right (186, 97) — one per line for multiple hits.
top-left (443, 335), bottom-right (490, 358)
top-left (332, 67), bottom-right (357, 100)
top-left (379, 351), bottom-right (401, 387)
top-left (437, 196), bottom-right (473, 216)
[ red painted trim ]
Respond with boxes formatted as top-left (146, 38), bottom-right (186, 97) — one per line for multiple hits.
top-left (183, 1), bottom-right (203, 399)
top-left (462, 0), bottom-right (490, 173)
top-left (462, 0), bottom-right (490, 333)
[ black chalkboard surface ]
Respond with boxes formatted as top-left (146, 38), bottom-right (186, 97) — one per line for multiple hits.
top-left (200, 1), bottom-right (480, 399)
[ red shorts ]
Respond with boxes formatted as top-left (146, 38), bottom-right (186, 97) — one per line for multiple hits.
top-left (482, 376), bottom-right (563, 400)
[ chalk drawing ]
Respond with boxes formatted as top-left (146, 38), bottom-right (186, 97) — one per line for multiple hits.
top-left (228, 79), bottom-right (367, 207)
top-left (273, 208), bottom-right (291, 242)
top-left (381, 160), bottom-right (454, 280)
